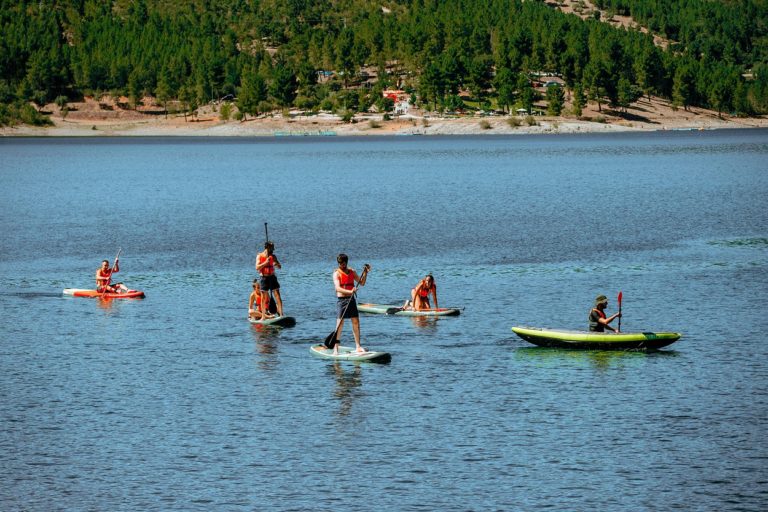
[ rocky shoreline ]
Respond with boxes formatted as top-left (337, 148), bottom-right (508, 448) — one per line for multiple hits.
top-left (2, 96), bottom-right (766, 137)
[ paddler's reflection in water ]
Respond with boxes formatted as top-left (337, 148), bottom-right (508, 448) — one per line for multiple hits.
top-left (329, 361), bottom-right (363, 417)
top-left (409, 315), bottom-right (438, 331)
top-left (96, 297), bottom-right (115, 311)
top-left (250, 324), bottom-right (281, 372)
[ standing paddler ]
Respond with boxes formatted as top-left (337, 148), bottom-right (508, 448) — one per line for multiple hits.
top-left (256, 241), bottom-right (284, 317)
top-left (331, 254), bottom-right (370, 355)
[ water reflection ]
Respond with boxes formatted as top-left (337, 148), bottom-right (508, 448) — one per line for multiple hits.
top-left (250, 324), bottom-right (282, 371)
top-left (96, 297), bottom-right (115, 311)
top-left (92, 296), bottom-right (144, 313)
top-left (409, 316), bottom-right (439, 331)
top-left (514, 346), bottom-right (679, 370)
top-left (328, 361), bottom-right (363, 417)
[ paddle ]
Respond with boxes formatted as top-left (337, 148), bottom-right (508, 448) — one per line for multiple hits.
top-left (262, 222), bottom-right (282, 315)
top-left (268, 292), bottom-right (278, 314)
top-left (617, 290), bottom-right (623, 332)
top-left (323, 264), bottom-right (370, 349)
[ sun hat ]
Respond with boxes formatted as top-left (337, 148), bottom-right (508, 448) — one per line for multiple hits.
top-left (595, 294), bottom-right (608, 305)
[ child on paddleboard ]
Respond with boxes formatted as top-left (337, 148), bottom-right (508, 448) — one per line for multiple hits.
top-left (249, 279), bottom-right (274, 321)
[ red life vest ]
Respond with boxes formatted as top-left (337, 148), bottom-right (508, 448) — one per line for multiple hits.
top-left (593, 309), bottom-right (606, 319)
top-left (337, 269), bottom-right (355, 290)
top-left (258, 253), bottom-right (274, 276)
top-left (97, 268), bottom-right (113, 286)
top-left (418, 284), bottom-right (432, 297)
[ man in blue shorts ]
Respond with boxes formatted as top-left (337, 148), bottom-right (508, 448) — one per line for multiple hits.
top-left (331, 254), bottom-right (370, 355)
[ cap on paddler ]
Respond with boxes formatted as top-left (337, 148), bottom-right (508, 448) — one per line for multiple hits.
top-left (595, 294), bottom-right (608, 305)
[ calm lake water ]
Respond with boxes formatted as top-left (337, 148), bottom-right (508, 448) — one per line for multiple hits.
top-left (1, 131), bottom-right (767, 511)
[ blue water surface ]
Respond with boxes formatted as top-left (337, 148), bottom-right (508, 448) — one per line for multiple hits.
top-left (1, 130), bottom-right (767, 511)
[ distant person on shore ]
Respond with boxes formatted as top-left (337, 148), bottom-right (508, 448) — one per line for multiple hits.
top-left (95, 258), bottom-right (128, 294)
top-left (332, 254), bottom-right (370, 355)
top-left (589, 294), bottom-right (621, 332)
top-left (404, 274), bottom-right (438, 311)
top-left (248, 279), bottom-right (274, 321)
top-left (256, 241), bottom-right (283, 317)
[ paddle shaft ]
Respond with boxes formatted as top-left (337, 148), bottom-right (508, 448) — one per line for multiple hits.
top-left (261, 222), bottom-right (281, 268)
top-left (102, 248), bottom-right (122, 296)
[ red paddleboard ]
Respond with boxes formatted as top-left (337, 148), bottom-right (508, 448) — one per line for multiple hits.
top-left (63, 288), bottom-right (145, 299)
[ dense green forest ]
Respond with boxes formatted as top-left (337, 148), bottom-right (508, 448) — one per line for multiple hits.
top-left (1, 0), bottom-right (767, 125)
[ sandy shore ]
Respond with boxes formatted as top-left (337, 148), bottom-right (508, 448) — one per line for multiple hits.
top-left (2, 96), bottom-right (766, 137)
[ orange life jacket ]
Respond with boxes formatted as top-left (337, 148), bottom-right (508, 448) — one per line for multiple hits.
top-left (258, 253), bottom-right (274, 276)
top-left (97, 268), bottom-right (113, 286)
top-left (418, 280), bottom-right (434, 297)
top-left (337, 268), bottom-right (355, 290)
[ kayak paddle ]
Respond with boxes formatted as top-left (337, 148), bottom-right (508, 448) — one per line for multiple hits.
top-left (617, 290), bottom-right (623, 332)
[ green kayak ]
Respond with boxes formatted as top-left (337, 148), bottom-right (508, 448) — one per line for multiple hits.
top-left (511, 326), bottom-right (681, 350)
top-left (310, 344), bottom-right (391, 363)
top-left (358, 303), bottom-right (461, 317)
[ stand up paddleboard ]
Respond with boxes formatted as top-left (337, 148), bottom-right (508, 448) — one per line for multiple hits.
top-left (248, 315), bottom-right (296, 327)
top-left (511, 326), bottom-right (681, 350)
top-left (63, 288), bottom-right (145, 299)
top-left (310, 344), bottom-right (391, 363)
top-left (358, 303), bottom-right (461, 317)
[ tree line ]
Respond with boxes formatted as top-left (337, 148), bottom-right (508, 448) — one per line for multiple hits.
top-left (1, 0), bottom-right (767, 126)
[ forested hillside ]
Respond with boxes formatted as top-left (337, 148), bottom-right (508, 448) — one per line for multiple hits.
top-left (1, 0), bottom-right (767, 126)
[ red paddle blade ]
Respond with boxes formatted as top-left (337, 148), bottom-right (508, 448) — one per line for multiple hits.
top-left (617, 291), bottom-right (623, 305)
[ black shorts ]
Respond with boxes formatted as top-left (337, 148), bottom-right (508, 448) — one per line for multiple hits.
top-left (337, 296), bottom-right (359, 319)
top-left (260, 274), bottom-right (280, 291)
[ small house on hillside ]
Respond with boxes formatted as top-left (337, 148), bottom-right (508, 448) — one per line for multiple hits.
top-left (382, 89), bottom-right (407, 102)
top-left (382, 90), bottom-right (411, 115)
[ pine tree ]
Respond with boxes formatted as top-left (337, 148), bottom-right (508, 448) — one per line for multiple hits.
top-left (546, 84), bottom-right (565, 116)
top-left (494, 67), bottom-right (516, 113)
top-left (572, 83), bottom-right (586, 117)
top-left (238, 69), bottom-right (267, 120)
top-left (517, 73), bottom-right (535, 115)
